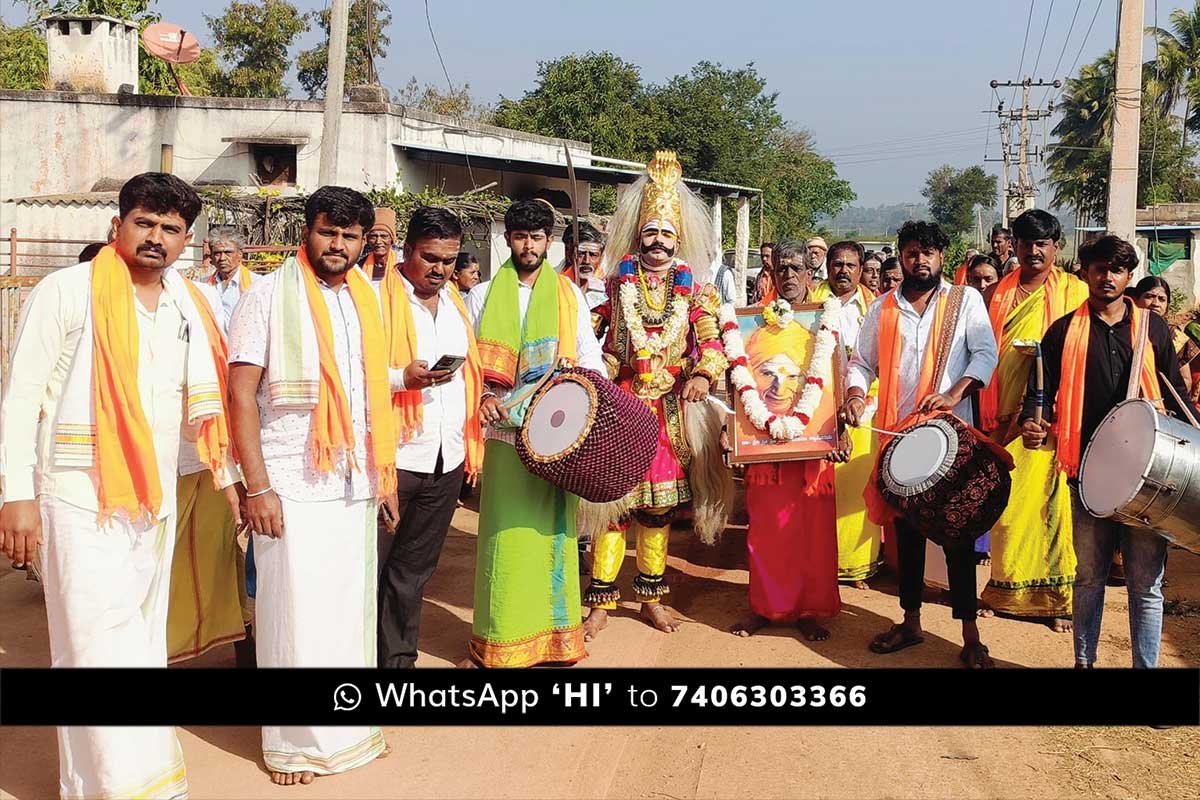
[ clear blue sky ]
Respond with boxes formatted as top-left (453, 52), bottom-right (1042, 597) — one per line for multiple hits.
top-left (9, 0), bottom-right (1175, 206)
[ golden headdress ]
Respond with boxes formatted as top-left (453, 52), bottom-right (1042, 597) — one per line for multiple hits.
top-left (638, 151), bottom-right (684, 235)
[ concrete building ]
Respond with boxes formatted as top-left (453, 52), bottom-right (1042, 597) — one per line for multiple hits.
top-left (1077, 203), bottom-right (1200, 304)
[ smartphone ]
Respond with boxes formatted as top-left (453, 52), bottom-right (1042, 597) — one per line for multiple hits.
top-left (431, 354), bottom-right (467, 373)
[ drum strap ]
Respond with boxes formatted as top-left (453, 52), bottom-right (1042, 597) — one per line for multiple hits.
top-left (930, 285), bottom-right (967, 393)
top-left (1126, 308), bottom-right (1150, 402)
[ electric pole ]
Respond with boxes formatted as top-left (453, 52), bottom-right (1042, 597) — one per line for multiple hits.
top-left (987, 78), bottom-right (1059, 227)
top-left (1105, 0), bottom-right (1144, 247)
top-left (318, 0), bottom-right (350, 186)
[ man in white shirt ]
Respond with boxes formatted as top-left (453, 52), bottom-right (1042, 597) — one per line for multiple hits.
top-left (0, 172), bottom-right (239, 800)
top-left (807, 236), bottom-right (829, 281)
top-left (205, 226), bottom-right (252, 330)
top-left (842, 220), bottom-right (998, 669)
top-left (561, 220), bottom-right (609, 313)
top-left (462, 200), bottom-right (604, 668)
top-left (376, 207), bottom-right (481, 669)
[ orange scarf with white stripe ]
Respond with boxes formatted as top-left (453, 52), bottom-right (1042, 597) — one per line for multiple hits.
top-left (182, 280), bottom-right (236, 474)
top-left (875, 288), bottom-right (949, 432)
top-left (297, 248), bottom-right (397, 496)
top-left (1055, 297), bottom-right (1160, 478)
top-left (380, 263), bottom-right (485, 482)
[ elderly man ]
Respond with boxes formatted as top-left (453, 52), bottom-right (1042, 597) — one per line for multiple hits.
top-left (206, 226), bottom-right (253, 329)
top-left (807, 236), bottom-right (829, 280)
top-left (561, 220), bottom-right (609, 313)
top-left (366, 207), bottom-right (399, 283)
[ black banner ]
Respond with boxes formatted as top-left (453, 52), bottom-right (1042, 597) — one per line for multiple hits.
top-left (2, 668), bottom-right (1197, 726)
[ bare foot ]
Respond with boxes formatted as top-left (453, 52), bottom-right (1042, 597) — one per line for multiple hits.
top-left (1048, 617), bottom-right (1073, 633)
top-left (977, 602), bottom-right (995, 619)
top-left (641, 603), bottom-right (680, 633)
top-left (379, 743), bottom-right (392, 759)
top-left (583, 608), bottom-right (609, 641)
top-left (731, 613), bottom-right (768, 637)
top-left (797, 619), bottom-right (830, 641)
top-left (849, 580), bottom-right (870, 590)
top-left (978, 556), bottom-right (991, 566)
top-left (270, 771), bottom-right (315, 786)
top-left (457, 657), bottom-right (480, 668)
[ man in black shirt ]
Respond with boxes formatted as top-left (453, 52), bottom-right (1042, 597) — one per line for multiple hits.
top-left (1020, 235), bottom-right (1196, 668)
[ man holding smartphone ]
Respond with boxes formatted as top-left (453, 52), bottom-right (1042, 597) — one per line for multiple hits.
top-left (376, 206), bottom-right (485, 668)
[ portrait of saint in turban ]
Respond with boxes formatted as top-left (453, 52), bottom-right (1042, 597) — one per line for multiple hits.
top-left (744, 322), bottom-right (814, 417)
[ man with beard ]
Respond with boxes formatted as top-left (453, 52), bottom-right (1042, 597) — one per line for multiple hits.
top-left (990, 226), bottom-right (1019, 274)
top-left (464, 199), bottom-right (604, 668)
top-left (365, 207), bottom-right (399, 283)
top-left (731, 240), bottom-right (842, 641)
top-left (1021, 234), bottom-right (1194, 668)
top-left (842, 220), bottom-right (998, 668)
top-left (229, 186), bottom-right (398, 784)
top-left (978, 210), bottom-right (1088, 633)
top-left (811, 241), bottom-right (883, 586)
top-left (807, 236), bottom-right (829, 280)
top-left (583, 151), bottom-right (729, 639)
top-left (561, 220), bottom-right (609, 327)
top-left (0, 173), bottom-right (238, 799)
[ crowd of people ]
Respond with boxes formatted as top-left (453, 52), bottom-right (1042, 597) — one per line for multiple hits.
top-left (0, 160), bottom-right (1196, 797)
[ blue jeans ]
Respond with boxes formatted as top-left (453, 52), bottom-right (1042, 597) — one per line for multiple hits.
top-left (1070, 487), bottom-right (1167, 668)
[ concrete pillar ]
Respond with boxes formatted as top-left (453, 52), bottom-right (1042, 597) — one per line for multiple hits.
top-left (1105, 0), bottom-right (1144, 251)
top-left (710, 192), bottom-right (723, 271)
top-left (735, 194), bottom-right (750, 307)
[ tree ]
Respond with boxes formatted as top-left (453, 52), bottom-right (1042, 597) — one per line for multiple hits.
top-left (139, 47), bottom-right (224, 96)
top-left (1147, 4), bottom-right (1200, 194)
top-left (397, 77), bottom-right (492, 121)
top-left (206, 0), bottom-right (307, 98)
top-left (921, 165), bottom-right (996, 238)
top-left (296, 0), bottom-right (390, 99)
top-left (761, 129), bottom-right (855, 240)
top-left (0, 23), bottom-right (48, 90)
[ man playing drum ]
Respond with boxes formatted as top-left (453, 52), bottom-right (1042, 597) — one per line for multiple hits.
top-left (978, 209), bottom-right (1089, 633)
top-left (1020, 234), bottom-right (1195, 669)
top-left (841, 220), bottom-right (999, 668)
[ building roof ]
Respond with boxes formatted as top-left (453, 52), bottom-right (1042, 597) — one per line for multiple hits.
top-left (7, 191), bottom-right (119, 207)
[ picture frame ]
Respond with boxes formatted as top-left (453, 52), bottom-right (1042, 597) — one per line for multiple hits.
top-left (727, 303), bottom-right (844, 465)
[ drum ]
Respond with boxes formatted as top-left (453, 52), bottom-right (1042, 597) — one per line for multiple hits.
top-left (516, 368), bottom-right (659, 503)
top-left (876, 414), bottom-right (1012, 547)
top-left (1078, 399), bottom-right (1200, 555)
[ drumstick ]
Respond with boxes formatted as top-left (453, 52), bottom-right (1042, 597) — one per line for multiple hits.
top-left (1159, 370), bottom-right (1200, 428)
top-left (1013, 339), bottom-right (1044, 426)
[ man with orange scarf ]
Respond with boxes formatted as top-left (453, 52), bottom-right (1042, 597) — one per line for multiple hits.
top-left (0, 173), bottom-right (238, 800)
top-left (977, 209), bottom-right (1089, 632)
top-left (843, 220), bottom-right (998, 668)
top-left (376, 206), bottom-right (484, 668)
top-left (229, 187), bottom-right (398, 786)
top-left (1021, 235), bottom-right (1194, 669)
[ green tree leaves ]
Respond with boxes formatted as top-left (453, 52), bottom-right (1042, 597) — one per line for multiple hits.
top-left (296, 0), bottom-right (390, 99)
top-left (921, 164), bottom-right (996, 239)
top-left (206, 0), bottom-right (308, 98)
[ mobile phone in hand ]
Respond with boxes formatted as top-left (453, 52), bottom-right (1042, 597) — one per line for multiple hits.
top-left (431, 354), bottom-right (467, 373)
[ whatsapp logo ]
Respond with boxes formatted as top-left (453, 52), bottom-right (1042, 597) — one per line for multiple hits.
top-left (333, 683), bottom-right (362, 711)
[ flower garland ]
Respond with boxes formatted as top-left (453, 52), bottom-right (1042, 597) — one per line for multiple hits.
top-left (720, 297), bottom-right (841, 441)
top-left (618, 257), bottom-right (691, 380)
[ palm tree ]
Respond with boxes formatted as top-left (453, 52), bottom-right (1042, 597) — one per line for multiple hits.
top-left (1147, 4), bottom-right (1200, 192)
top-left (1047, 51), bottom-right (1117, 224)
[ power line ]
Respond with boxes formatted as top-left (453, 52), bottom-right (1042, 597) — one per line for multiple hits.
top-left (1041, 0), bottom-right (1086, 105)
top-left (1012, 0), bottom-right (1038, 105)
top-left (1049, 0), bottom-right (1108, 107)
top-left (423, 0), bottom-right (477, 189)
top-left (1030, 0), bottom-right (1057, 78)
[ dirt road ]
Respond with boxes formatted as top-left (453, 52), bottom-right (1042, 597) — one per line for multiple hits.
top-left (2, 507), bottom-right (1197, 799)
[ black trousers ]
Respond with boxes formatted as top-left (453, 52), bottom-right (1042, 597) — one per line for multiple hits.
top-left (895, 517), bottom-right (978, 621)
top-left (377, 456), bottom-right (465, 668)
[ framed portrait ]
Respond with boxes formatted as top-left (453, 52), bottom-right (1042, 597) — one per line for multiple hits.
top-left (727, 303), bottom-right (843, 464)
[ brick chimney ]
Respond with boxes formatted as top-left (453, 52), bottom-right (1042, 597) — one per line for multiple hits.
top-left (44, 15), bottom-right (139, 94)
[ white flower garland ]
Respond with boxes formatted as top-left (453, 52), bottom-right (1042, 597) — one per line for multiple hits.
top-left (721, 298), bottom-right (841, 441)
top-left (619, 280), bottom-right (689, 355)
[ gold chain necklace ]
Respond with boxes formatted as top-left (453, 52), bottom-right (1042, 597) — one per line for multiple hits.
top-left (638, 266), bottom-right (668, 312)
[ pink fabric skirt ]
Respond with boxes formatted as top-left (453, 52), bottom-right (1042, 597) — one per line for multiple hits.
top-left (744, 461), bottom-right (842, 621)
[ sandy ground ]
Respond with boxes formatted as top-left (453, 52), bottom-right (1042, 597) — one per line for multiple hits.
top-left (1, 504), bottom-right (1198, 800)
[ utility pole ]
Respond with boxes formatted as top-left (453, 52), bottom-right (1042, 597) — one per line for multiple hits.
top-left (318, 0), bottom-right (350, 186)
top-left (987, 78), bottom-right (1059, 227)
top-left (1105, 0), bottom-right (1144, 247)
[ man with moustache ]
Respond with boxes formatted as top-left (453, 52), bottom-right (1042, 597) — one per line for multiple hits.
top-left (811, 241), bottom-right (883, 586)
top-left (364, 207), bottom-right (399, 283)
top-left (561, 220), bottom-right (610, 336)
top-left (990, 225), bottom-right (1019, 274)
top-left (205, 226), bottom-right (254, 328)
top-left (0, 173), bottom-right (238, 799)
top-left (807, 236), bottom-right (829, 280)
top-left (842, 220), bottom-right (998, 668)
top-left (464, 199), bottom-right (604, 668)
top-left (879, 257), bottom-right (903, 293)
top-left (376, 207), bottom-right (485, 669)
top-left (583, 152), bottom-right (728, 639)
top-left (229, 186), bottom-right (398, 784)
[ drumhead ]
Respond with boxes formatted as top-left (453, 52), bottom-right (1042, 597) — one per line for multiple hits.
top-left (1079, 399), bottom-right (1157, 517)
top-left (887, 424), bottom-right (952, 489)
top-left (524, 379), bottom-right (594, 459)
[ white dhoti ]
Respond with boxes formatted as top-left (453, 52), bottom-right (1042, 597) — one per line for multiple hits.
top-left (39, 497), bottom-right (188, 800)
top-left (254, 496), bottom-right (385, 776)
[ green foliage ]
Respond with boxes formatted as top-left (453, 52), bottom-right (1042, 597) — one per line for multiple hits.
top-left (0, 23), bottom-right (48, 90)
top-left (139, 47), bottom-right (223, 96)
top-left (206, 0), bottom-right (307, 98)
top-left (494, 53), bottom-right (854, 246)
top-left (296, 0), bottom-right (390, 99)
top-left (921, 164), bottom-right (996, 239)
top-left (396, 77), bottom-right (492, 120)
top-left (941, 238), bottom-right (972, 280)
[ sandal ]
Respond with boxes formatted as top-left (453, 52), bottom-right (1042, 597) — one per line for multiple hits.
top-left (868, 624), bottom-right (925, 654)
top-left (960, 641), bottom-right (994, 669)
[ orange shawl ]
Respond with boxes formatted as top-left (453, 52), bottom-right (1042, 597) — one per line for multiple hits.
top-left (1055, 297), bottom-right (1160, 478)
top-left (208, 265), bottom-right (253, 293)
top-left (979, 268), bottom-right (1077, 431)
top-left (297, 248), bottom-right (397, 496)
top-left (182, 281), bottom-right (236, 476)
top-left (953, 263), bottom-right (968, 285)
top-left (876, 288), bottom-right (949, 432)
top-left (380, 263), bottom-right (485, 482)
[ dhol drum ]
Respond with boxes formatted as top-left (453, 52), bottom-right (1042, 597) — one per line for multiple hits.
top-left (1078, 398), bottom-right (1200, 555)
top-left (876, 414), bottom-right (1013, 547)
top-left (516, 367), bottom-right (659, 503)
